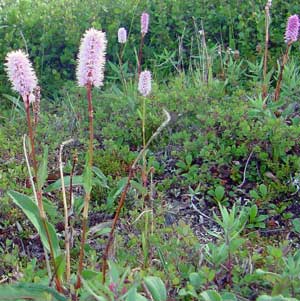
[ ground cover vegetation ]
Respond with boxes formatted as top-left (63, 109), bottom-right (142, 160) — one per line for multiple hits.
top-left (0, 0), bottom-right (300, 300)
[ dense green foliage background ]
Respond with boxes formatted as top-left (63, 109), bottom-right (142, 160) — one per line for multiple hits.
top-left (1, 0), bottom-right (300, 95)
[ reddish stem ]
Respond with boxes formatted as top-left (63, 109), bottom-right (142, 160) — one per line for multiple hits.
top-left (75, 83), bottom-right (93, 289)
top-left (274, 44), bottom-right (290, 101)
top-left (102, 168), bottom-right (135, 284)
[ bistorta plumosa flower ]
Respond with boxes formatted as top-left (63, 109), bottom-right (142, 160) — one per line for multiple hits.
top-left (5, 50), bottom-right (38, 100)
top-left (138, 70), bottom-right (151, 97)
top-left (141, 12), bottom-right (149, 35)
top-left (76, 28), bottom-right (107, 87)
top-left (118, 27), bottom-right (127, 44)
top-left (285, 15), bottom-right (299, 44)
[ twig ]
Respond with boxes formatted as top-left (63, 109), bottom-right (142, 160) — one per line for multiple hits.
top-left (130, 209), bottom-right (153, 225)
top-left (59, 138), bottom-right (74, 284)
top-left (238, 150), bottom-right (254, 188)
top-left (190, 198), bottom-right (216, 223)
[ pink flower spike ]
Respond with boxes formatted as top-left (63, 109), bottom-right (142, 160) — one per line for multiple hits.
top-left (285, 15), bottom-right (299, 44)
top-left (76, 28), bottom-right (107, 88)
top-left (5, 50), bottom-right (38, 99)
top-left (141, 12), bottom-right (149, 35)
top-left (118, 27), bottom-right (127, 44)
top-left (138, 70), bottom-right (151, 97)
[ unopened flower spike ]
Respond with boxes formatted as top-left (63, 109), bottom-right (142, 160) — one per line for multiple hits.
top-left (5, 50), bottom-right (38, 100)
top-left (285, 15), bottom-right (299, 44)
top-left (76, 28), bottom-right (107, 88)
top-left (118, 27), bottom-right (127, 44)
top-left (141, 12), bottom-right (149, 35)
top-left (138, 70), bottom-right (152, 97)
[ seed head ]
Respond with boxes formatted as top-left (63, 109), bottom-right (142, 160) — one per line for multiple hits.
top-left (5, 50), bottom-right (38, 99)
top-left (285, 15), bottom-right (299, 44)
top-left (118, 27), bottom-right (127, 44)
top-left (141, 12), bottom-right (149, 35)
top-left (138, 70), bottom-right (151, 97)
top-left (76, 28), bottom-right (107, 88)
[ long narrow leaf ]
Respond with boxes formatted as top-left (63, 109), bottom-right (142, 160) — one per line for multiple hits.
top-left (8, 190), bottom-right (60, 258)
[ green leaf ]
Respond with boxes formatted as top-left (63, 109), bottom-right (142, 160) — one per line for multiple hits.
top-left (108, 261), bottom-right (120, 284)
top-left (189, 272), bottom-right (203, 289)
top-left (83, 153), bottom-right (93, 194)
top-left (0, 283), bottom-right (67, 301)
top-left (292, 218), bottom-right (300, 233)
top-left (44, 175), bottom-right (83, 192)
top-left (144, 276), bottom-right (167, 301)
top-left (82, 269), bottom-right (99, 280)
top-left (259, 184), bottom-right (268, 197)
top-left (186, 154), bottom-right (193, 166)
top-left (43, 197), bottom-right (58, 220)
top-left (126, 287), bottom-right (148, 301)
top-left (257, 295), bottom-right (299, 301)
top-left (200, 290), bottom-right (222, 301)
top-left (221, 292), bottom-right (238, 301)
top-left (37, 146), bottom-right (48, 190)
top-left (92, 166), bottom-right (109, 188)
top-left (54, 254), bottom-right (65, 280)
top-left (131, 180), bottom-right (147, 195)
top-left (250, 190), bottom-right (259, 200)
top-left (3, 94), bottom-right (25, 115)
top-left (8, 190), bottom-right (60, 258)
top-left (215, 186), bottom-right (225, 202)
top-left (74, 196), bottom-right (84, 215)
top-left (107, 177), bottom-right (127, 208)
top-left (249, 204), bottom-right (258, 220)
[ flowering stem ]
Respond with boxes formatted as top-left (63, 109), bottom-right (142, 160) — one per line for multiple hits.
top-left (25, 97), bottom-right (38, 177)
top-left (274, 44), bottom-right (290, 101)
top-left (138, 34), bottom-right (145, 76)
top-left (76, 83), bottom-right (94, 289)
top-left (118, 46), bottom-right (127, 91)
top-left (142, 97), bottom-right (147, 187)
top-left (262, 5), bottom-right (270, 99)
top-left (24, 95), bottom-right (63, 293)
top-left (102, 109), bottom-right (171, 283)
